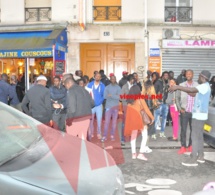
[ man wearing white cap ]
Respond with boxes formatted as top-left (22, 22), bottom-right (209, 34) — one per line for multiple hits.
top-left (22, 75), bottom-right (52, 125)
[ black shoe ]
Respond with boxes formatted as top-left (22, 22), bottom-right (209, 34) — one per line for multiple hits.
top-left (182, 157), bottom-right (198, 167)
top-left (167, 137), bottom-right (178, 141)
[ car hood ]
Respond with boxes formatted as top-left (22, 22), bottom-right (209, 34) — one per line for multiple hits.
top-left (2, 125), bottom-right (123, 194)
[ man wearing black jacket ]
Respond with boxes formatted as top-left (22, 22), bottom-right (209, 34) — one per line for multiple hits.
top-left (21, 75), bottom-right (52, 125)
top-left (64, 78), bottom-right (94, 140)
top-left (50, 76), bottom-right (67, 132)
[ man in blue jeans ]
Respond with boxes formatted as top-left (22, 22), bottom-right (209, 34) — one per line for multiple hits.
top-left (101, 75), bottom-right (121, 142)
top-left (153, 71), bottom-right (169, 138)
top-left (87, 73), bottom-right (105, 139)
top-left (169, 70), bottom-right (211, 166)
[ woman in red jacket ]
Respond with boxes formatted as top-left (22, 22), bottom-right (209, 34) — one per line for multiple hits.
top-left (124, 85), bottom-right (154, 160)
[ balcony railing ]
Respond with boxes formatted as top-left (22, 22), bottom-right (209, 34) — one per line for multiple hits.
top-left (165, 6), bottom-right (192, 23)
top-left (93, 6), bottom-right (121, 21)
top-left (25, 7), bottom-right (51, 22)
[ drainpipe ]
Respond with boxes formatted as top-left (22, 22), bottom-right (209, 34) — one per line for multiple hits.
top-left (144, 0), bottom-right (148, 77)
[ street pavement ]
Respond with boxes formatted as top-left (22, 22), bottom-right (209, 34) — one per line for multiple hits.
top-left (117, 124), bottom-right (215, 195)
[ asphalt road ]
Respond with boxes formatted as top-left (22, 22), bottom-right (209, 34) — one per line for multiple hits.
top-left (119, 147), bottom-right (215, 195)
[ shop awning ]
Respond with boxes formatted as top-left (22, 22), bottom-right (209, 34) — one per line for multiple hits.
top-left (0, 28), bottom-right (67, 58)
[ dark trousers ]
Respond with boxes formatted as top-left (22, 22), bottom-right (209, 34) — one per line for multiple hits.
top-left (180, 112), bottom-right (192, 147)
top-left (191, 119), bottom-right (205, 159)
top-left (148, 109), bottom-right (155, 136)
top-left (52, 113), bottom-right (66, 132)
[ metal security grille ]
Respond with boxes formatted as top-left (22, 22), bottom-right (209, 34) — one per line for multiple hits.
top-left (162, 49), bottom-right (215, 82)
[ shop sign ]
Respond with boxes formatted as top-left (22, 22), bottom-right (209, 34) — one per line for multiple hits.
top-left (0, 49), bottom-right (53, 58)
top-left (149, 48), bottom-right (160, 57)
top-left (148, 56), bottom-right (161, 74)
top-left (163, 40), bottom-right (215, 48)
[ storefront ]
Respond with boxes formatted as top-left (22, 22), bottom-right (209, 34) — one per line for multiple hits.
top-left (162, 40), bottom-right (215, 81)
top-left (0, 28), bottom-right (67, 89)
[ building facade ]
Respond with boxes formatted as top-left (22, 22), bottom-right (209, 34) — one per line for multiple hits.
top-left (0, 0), bottom-right (215, 81)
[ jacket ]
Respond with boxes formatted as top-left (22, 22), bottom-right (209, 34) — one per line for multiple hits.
top-left (119, 77), bottom-right (128, 88)
top-left (0, 80), bottom-right (13, 104)
top-left (175, 81), bottom-right (198, 111)
top-left (21, 84), bottom-right (52, 124)
top-left (87, 81), bottom-right (105, 107)
top-left (124, 99), bottom-right (154, 136)
top-left (66, 84), bottom-right (94, 121)
top-left (49, 85), bottom-right (67, 113)
top-left (154, 79), bottom-right (169, 103)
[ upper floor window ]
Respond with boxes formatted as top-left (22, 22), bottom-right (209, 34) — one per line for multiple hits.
top-left (93, 0), bottom-right (121, 22)
top-left (25, 0), bottom-right (51, 22)
top-left (165, 0), bottom-right (192, 23)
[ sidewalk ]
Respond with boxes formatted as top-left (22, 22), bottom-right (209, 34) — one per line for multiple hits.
top-left (117, 120), bottom-right (209, 149)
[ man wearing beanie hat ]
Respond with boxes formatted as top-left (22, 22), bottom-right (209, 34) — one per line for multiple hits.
top-left (22, 75), bottom-right (52, 125)
top-left (169, 70), bottom-right (211, 167)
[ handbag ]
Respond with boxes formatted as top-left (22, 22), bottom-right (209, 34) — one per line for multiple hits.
top-left (139, 100), bottom-right (151, 125)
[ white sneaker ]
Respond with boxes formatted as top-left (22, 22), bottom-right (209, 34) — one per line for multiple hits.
top-left (151, 134), bottom-right (157, 140)
top-left (132, 153), bottom-right (137, 159)
top-left (143, 146), bottom-right (152, 153)
top-left (157, 126), bottom-right (161, 130)
top-left (159, 132), bottom-right (166, 138)
top-left (137, 153), bottom-right (148, 161)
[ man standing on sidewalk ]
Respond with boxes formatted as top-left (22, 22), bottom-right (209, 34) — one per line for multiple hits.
top-left (50, 76), bottom-right (67, 132)
top-left (175, 69), bottom-right (198, 154)
top-left (169, 70), bottom-right (211, 167)
top-left (101, 75), bottom-right (121, 142)
top-left (87, 73), bottom-right (105, 139)
top-left (154, 71), bottom-right (169, 138)
top-left (22, 75), bottom-right (52, 125)
top-left (64, 78), bottom-right (93, 139)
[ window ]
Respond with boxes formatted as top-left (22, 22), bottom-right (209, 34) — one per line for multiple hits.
top-left (165, 0), bottom-right (192, 23)
top-left (25, 0), bottom-right (51, 22)
top-left (93, 0), bottom-right (121, 22)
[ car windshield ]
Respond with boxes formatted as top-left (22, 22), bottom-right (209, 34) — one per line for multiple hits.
top-left (0, 103), bottom-right (41, 166)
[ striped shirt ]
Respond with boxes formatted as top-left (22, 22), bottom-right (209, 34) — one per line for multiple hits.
top-left (185, 82), bottom-right (195, 112)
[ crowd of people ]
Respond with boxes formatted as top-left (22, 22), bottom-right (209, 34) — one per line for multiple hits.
top-left (0, 68), bottom-right (215, 166)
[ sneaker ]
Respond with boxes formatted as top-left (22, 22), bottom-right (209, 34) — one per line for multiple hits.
top-left (143, 146), bottom-right (152, 153)
top-left (187, 146), bottom-right (192, 152)
top-left (121, 141), bottom-right (125, 146)
top-left (167, 137), bottom-right (178, 141)
top-left (101, 137), bottom-right (107, 142)
top-left (110, 135), bottom-right (115, 141)
top-left (159, 132), bottom-right (166, 138)
top-left (97, 134), bottom-right (101, 139)
top-left (197, 156), bottom-right (205, 164)
top-left (151, 134), bottom-right (157, 140)
top-left (132, 153), bottom-right (137, 159)
top-left (178, 147), bottom-right (186, 154)
top-left (137, 153), bottom-right (148, 161)
top-left (182, 157), bottom-right (198, 167)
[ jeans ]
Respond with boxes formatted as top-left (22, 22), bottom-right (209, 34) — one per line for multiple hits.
top-left (103, 107), bottom-right (119, 138)
top-left (154, 103), bottom-right (169, 133)
top-left (131, 126), bottom-right (148, 154)
top-left (180, 112), bottom-right (192, 147)
top-left (169, 105), bottom-right (179, 138)
top-left (90, 104), bottom-right (103, 135)
top-left (191, 119), bottom-right (205, 159)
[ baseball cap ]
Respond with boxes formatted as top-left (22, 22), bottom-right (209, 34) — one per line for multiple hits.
top-left (36, 75), bottom-right (47, 81)
top-left (109, 73), bottom-right (115, 77)
top-left (122, 71), bottom-right (128, 75)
